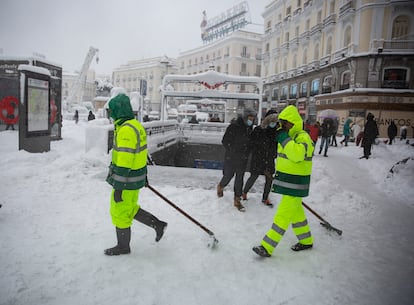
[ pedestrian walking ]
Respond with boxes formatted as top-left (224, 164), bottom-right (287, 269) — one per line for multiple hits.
top-left (217, 108), bottom-right (256, 212)
top-left (351, 122), bottom-right (361, 143)
top-left (242, 110), bottom-right (279, 207)
top-left (330, 118), bottom-right (338, 146)
top-left (74, 110), bottom-right (79, 124)
top-left (400, 124), bottom-right (408, 141)
top-left (319, 118), bottom-right (333, 157)
top-left (360, 112), bottom-right (379, 159)
top-left (340, 118), bottom-right (352, 146)
top-left (253, 105), bottom-right (314, 257)
top-left (387, 121), bottom-right (397, 145)
top-left (105, 94), bottom-right (167, 256)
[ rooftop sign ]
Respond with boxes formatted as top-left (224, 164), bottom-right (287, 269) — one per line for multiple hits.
top-left (200, 1), bottom-right (251, 43)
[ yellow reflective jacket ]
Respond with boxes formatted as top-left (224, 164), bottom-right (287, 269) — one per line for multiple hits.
top-left (273, 105), bottom-right (314, 197)
top-left (106, 119), bottom-right (148, 190)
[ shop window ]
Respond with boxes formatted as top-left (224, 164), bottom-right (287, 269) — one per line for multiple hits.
top-left (383, 68), bottom-right (408, 89)
top-left (310, 79), bottom-right (320, 96)
top-left (300, 81), bottom-right (308, 97)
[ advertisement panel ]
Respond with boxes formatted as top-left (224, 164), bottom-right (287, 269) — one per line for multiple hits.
top-left (27, 77), bottom-right (49, 132)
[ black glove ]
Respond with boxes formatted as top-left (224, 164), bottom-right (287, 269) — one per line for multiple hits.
top-left (145, 176), bottom-right (149, 187)
top-left (114, 190), bottom-right (123, 203)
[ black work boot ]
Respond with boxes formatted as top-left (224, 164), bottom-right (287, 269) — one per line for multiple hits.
top-left (134, 208), bottom-right (168, 242)
top-left (104, 227), bottom-right (131, 256)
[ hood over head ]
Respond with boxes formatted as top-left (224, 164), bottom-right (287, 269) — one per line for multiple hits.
top-left (108, 94), bottom-right (134, 122)
top-left (261, 113), bottom-right (278, 128)
top-left (278, 105), bottom-right (303, 135)
top-left (243, 108), bottom-right (257, 119)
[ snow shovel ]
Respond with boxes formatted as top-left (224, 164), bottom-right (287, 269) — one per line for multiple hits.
top-left (302, 201), bottom-right (342, 236)
top-left (147, 184), bottom-right (219, 248)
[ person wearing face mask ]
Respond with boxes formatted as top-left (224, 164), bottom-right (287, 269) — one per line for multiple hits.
top-left (242, 110), bottom-right (279, 207)
top-left (253, 105), bottom-right (314, 257)
top-left (217, 108), bottom-right (256, 212)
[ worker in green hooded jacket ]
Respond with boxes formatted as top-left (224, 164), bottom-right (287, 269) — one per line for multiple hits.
top-left (253, 105), bottom-right (314, 257)
top-left (104, 93), bottom-right (167, 256)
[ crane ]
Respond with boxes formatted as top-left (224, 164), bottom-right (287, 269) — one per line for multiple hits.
top-left (66, 46), bottom-right (99, 109)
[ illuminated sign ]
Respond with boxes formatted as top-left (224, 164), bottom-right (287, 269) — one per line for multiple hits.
top-left (200, 1), bottom-right (251, 43)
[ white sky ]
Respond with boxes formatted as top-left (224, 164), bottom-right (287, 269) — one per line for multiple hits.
top-left (0, 0), bottom-right (270, 75)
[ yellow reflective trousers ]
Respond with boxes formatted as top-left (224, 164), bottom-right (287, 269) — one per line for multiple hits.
top-left (261, 195), bottom-right (313, 254)
top-left (110, 189), bottom-right (140, 229)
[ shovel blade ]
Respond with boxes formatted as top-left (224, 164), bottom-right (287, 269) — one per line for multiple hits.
top-left (320, 222), bottom-right (343, 236)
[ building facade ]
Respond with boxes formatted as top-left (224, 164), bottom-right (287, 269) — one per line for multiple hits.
top-left (112, 56), bottom-right (178, 114)
top-left (176, 27), bottom-right (263, 119)
top-left (62, 70), bottom-right (96, 109)
top-left (262, 0), bottom-right (414, 137)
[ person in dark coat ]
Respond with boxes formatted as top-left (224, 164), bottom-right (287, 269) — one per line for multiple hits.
top-left (330, 118), bottom-right (338, 146)
top-left (73, 110), bottom-right (79, 124)
top-left (88, 110), bottom-right (95, 121)
top-left (319, 118), bottom-right (333, 157)
top-left (361, 112), bottom-right (379, 159)
top-left (387, 121), bottom-right (397, 145)
top-left (217, 108), bottom-right (256, 212)
top-left (242, 110), bottom-right (279, 207)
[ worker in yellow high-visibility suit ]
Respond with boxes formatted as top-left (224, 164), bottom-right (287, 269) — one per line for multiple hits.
top-left (104, 93), bottom-right (167, 256)
top-left (253, 105), bottom-right (314, 257)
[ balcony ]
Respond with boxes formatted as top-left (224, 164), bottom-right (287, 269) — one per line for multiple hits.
top-left (333, 44), bottom-right (355, 62)
top-left (272, 47), bottom-right (280, 57)
top-left (255, 54), bottom-right (264, 60)
top-left (274, 21), bottom-right (283, 30)
top-left (372, 39), bottom-right (414, 53)
top-left (293, 8), bottom-right (302, 17)
top-left (304, 0), bottom-right (312, 8)
top-left (339, 0), bottom-right (355, 18)
top-left (241, 53), bottom-right (251, 58)
top-left (281, 42), bottom-right (289, 51)
top-left (308, 60), bottom-right (320, 70)
top-left (310, 23), bottom-right (322, 36)
top-left (319, 55), bottom-right (331, 67)
top-left (323, 14), bottom-right (337, 27)
top-left (300, 31), bottom-right (310, 40)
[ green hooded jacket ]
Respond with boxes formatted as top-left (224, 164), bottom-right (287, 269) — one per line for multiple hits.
top-left (106, 94), bottom-right (147, 190)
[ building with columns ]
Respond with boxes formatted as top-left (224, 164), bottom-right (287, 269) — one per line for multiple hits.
top-left (261, 0), bottom-right (414, 137)
top-left (112, 56), bottom-right (178, 114)
top-left (175, 26), bottom-right (263, 120)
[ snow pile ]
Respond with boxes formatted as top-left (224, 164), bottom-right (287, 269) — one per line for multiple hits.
top-left (0, 121), bottom-right (413, 305)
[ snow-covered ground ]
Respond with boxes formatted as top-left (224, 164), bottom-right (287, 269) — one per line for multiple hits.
top-left (1, 120), bottom-right (414, 305)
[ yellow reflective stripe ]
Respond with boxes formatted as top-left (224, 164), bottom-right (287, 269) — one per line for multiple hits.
top-left (121, 122), bottom-right (146, 152)
top-left (274, 179), bottom-right (310, 190)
